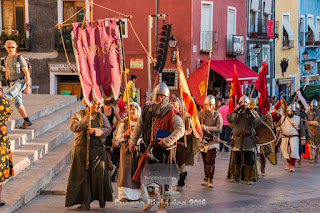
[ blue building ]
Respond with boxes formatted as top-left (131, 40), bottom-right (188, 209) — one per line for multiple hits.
top-left (299, 0), bottom-right (320, 86)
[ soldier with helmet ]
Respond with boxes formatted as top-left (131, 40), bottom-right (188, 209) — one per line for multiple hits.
top-left (129, 82), bottom-right (185, 212)
top-left (306, 99), bottom-right (320, 163)
top-left (294, 102), bottom-right (311, 167)
top-left (253, 97), bottom-right (274, 176)
top-left (198, 95), bottom-right (223, 188)
top-left (278, 104), bottom-right (306, 172)
top-left (227, 95), bottom-right (262, 185)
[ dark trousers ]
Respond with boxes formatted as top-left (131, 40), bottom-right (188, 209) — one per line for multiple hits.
top-left (201, 148), bottom-right (217, 181)
top-left (220, 125), bottom-right (232, 151)
top-left (234, 151), bottom-right (255, 166)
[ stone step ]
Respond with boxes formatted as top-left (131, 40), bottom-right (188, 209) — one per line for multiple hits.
top-left (8, 101), bottom-right (83, 151)
top-left (10, 121), bottom-right (72, 176)
top-left (1, 136), bottom-right (74, 213)
top-left (7, 94), bottom-right (78, 131)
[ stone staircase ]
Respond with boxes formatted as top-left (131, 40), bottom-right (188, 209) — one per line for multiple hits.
top-left (0, 94), bottom-right (84, 213)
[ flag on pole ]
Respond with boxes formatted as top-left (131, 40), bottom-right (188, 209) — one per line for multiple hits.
top-left (186, 58), bottom-right (210, 106)
top-left (229, 65), bottom-right (243, 113)
top-left (176, 51), bottom-right (203, 138)
top-left (255, 61), bottom-right (270, 114)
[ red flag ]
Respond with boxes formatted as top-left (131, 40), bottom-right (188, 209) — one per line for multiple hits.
top-left (186, 58), bottom-right (210, 106)
top-left (255, 61), bottom-right (270, 114)
top-left (229, 65), bottom-right (242, 113)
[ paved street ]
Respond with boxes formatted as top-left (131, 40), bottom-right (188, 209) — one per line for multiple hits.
top-left (15, 150), bottom-right (320, 213)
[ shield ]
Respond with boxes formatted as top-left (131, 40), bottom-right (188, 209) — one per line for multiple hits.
top-left (255, 120), bottom-right (276, 145)
top-left (266, 141), bottom-right (277, 165)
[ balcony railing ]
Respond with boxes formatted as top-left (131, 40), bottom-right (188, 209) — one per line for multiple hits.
top-left (0, 29), bottom-right (31, 50)
top-left (249, 19), bottom-right (279, 38)
top-left (227, 35), bottom-right (244, 56)
top-left (305, 31), bottom-right (320, 47)
top-left (200, 31), bottom-right (218, 52)
top-left (54, 28), bottom-right (73, 51)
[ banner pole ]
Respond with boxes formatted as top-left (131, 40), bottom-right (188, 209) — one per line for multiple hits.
top-left (249, 51), bottom-right (269, 98)
top-left (206, 42), bottom-right (213, 97)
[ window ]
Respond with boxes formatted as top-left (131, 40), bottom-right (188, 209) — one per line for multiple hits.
top-left (63, 1), bottom-right (86, 25)
top-left (282, 14), bottom-right (294, 48)
top-left (299, 16), bottom-right (305, 47)
top-left (249, 44), bottom-right (258, 71)
top-left (159, 69), bottom-right (178, 90)
top-left (307, 15), bottom-right (319, 42)
top-left (263, 0), bottom-right (272, 15)
top-left (200, 1), bottom-right (213, 51)
top-left (117, 18), bottom-right (128, 38)
top-left (2, 0), bottom-right (25, 35)
top-left (262, 44), bottom-right (270, 78)
top-left (250, 11), bottom-right (257, 34)
top-left (227, 7), bottom-right (236, 53)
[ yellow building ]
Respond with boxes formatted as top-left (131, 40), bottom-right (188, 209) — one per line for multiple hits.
top-left (275, 0), bottom-right (299, 100)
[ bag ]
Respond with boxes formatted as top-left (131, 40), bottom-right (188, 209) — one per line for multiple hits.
top-left (4, 54), bottom-right (32, 76)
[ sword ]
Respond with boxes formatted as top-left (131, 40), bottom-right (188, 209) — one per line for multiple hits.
top-left (203, 134), bottom-right (234, 151)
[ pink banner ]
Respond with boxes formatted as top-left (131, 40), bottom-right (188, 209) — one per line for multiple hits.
top-left (267, 20), bottom-right (274, 38)
top-left (72, 19), bottom-right (122, 106)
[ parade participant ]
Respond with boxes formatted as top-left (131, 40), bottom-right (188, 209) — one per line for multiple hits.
top-left (218, 99), bottom-right (232, 152)
top-left (279, 104), bottom-right (306, 172)
top-left (294, 102), bottom-right (310, 167)
top-left (65, 100), bottom-right (113, 210)
top-left (271, 101), bottom-right (282, 131)
top-left (306, 100), bottom-right (320, 164)
top-left (129, 82), bottom-right (185, 212)
top-left (254, 98), bottom-right (274, 176)
top-left (114, 102), bottom-right (141, 201)
top-left (227, 95), bottom-right (261, 185)
top-left (123, 75), bottom-right (137, 103)
top-left (4, 40), bottom-right (32, 129)
top-left (170, 97), bottom-right (198, 191)
top-left (198, 95), bottom-right (223, 188)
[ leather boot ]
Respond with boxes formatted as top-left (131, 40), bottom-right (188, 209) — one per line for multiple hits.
top-left (310, 146), bottom-right (315, 163)
top-left (143, 187), bottom-right (156, 211)
top-left (201, 165), bottom-right (209, 186)
top-left (247, 165), bottom-right (254, 185)
top-left (207, 165), bottom-right (214, 188)
top-left (315, 148), bottom-right (319, 163)
top-left (177, 172), bottom-right (187, 191)
top-left (230, 164), bottom-right (241, 183)
top-left (260, 156), bottom-right (266, 176)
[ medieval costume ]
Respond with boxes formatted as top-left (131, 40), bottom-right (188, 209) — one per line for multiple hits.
top-left (254, 99), bottom-right (274, 176)
top-left (295, 102), bottom-right (311, 167)
top-left (130, 83), bottom-right (184, 212)
top-left (306, 100), bottom-right (320, 163)
top-left (114, 102), bottom-right (142, 201)
top-left (65, 102), bottom-right (113, 210)
top-left (170, 97), bottom-right (200, 191)
top-left (198, 95), bottom-right (223, 188)
top-left (279, 104), bottom-right (306, 172)
top-left (227, 95), bottom-right (262, 185)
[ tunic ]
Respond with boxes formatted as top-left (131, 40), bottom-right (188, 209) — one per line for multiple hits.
top-left (65, 111), bottom-right (113, 207)
top-left (0, 97), bottom-right (13, 182)
top-left (280, 115), bottom-right (305, 160)
top-left (114, 118), bottom-right (141, 200)
top-left (198, 109), bottom-right (223, 153)
top-left (306, 110), bottom-right (320, 147)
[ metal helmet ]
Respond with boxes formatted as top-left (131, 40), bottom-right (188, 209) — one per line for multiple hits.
top-left (239, 95), bottom-right (250, 107)
top-left (294, 102), bottom-right (300, 111)
top-left (310, 99), bottom-right (318, 110)
top-left (287, 104), bottom-right (295, 115)
top-left (204, 95), bottom-right (215, 106)
top-left (153, 82), bottom-right (170, 97)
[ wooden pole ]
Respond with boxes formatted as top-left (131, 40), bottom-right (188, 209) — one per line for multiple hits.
top-left (90, 0), bottom-right (93, 22)
top-left (86, 105), bottom-right (91, 170)
top-left (206, 42), bottom-right (213, 97)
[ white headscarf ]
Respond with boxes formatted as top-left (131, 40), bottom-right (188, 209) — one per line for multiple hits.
top-left (129, 102), bottom-right (141, 116)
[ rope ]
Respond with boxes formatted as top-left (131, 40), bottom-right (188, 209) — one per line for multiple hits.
top-left (61, 4), bottom-right (88, 25)
top-left (59, 27), bottom-right (74, 72)
top-left (93, 2), bottom-right (127, 16)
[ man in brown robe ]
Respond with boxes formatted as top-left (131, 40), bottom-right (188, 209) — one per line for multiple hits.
top-left (65, 100), bottom-right (113, 210)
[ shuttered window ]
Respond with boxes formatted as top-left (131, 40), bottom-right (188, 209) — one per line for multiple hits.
top-left (2, 0), bottom-right (25, 35)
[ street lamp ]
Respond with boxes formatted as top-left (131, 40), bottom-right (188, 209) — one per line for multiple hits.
top-left (253, 44), bottom-right (261, 55)
top-left (169, 35), bottom-right (177, 63)
top-left (302, 50), bottom-right (309, 60)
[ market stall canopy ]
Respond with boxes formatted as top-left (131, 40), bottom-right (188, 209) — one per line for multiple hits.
top-left (201, 59), bottom-right (258, 86)
top-left (288, 85), bottom-right (320, 103)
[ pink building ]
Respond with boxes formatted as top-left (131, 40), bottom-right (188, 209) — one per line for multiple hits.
top-left (94, 0), bottom-right (254, 103)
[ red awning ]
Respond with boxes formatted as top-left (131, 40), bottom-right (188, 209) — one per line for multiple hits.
top-left (201, 60), bottom-right (258, 86)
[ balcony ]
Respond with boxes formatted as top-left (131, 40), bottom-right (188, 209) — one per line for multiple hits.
top-left (54, 28), bottom-right (73, 51)
top-left (305, 31), bottom-right (320, 47)
top-left (0, 29), bottom-right (31, 50)
top-left (200, 31), bottom-right (218, 52)
top-left (226, 35), bottom-right (244, 56)
top-left (249, 19), bottom-right (279, 38)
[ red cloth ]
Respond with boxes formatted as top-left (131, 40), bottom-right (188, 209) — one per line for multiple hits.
top-left (302, 143), bottom-right (310, 159)
top-left (117, 98), bottom-right (126, 114)
top-left (229, 64), bottom-right (243, 113)
top-left (72, 19), bottom-right (121, 105)
top-left (186, 58), bottom-right (210, 106)
top-left (255, 61), bottom-right (270, 114)
top-left (271, 111), bottom-right (281, 124)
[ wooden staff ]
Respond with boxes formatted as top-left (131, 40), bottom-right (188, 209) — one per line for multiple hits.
top-left (86, 104), bottom-right (92, 170)
top-left (249, 51), bottom-right (270, 98)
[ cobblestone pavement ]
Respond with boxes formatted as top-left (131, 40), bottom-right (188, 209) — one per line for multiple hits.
top-left (17, 151), bottom-right (320, 212)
